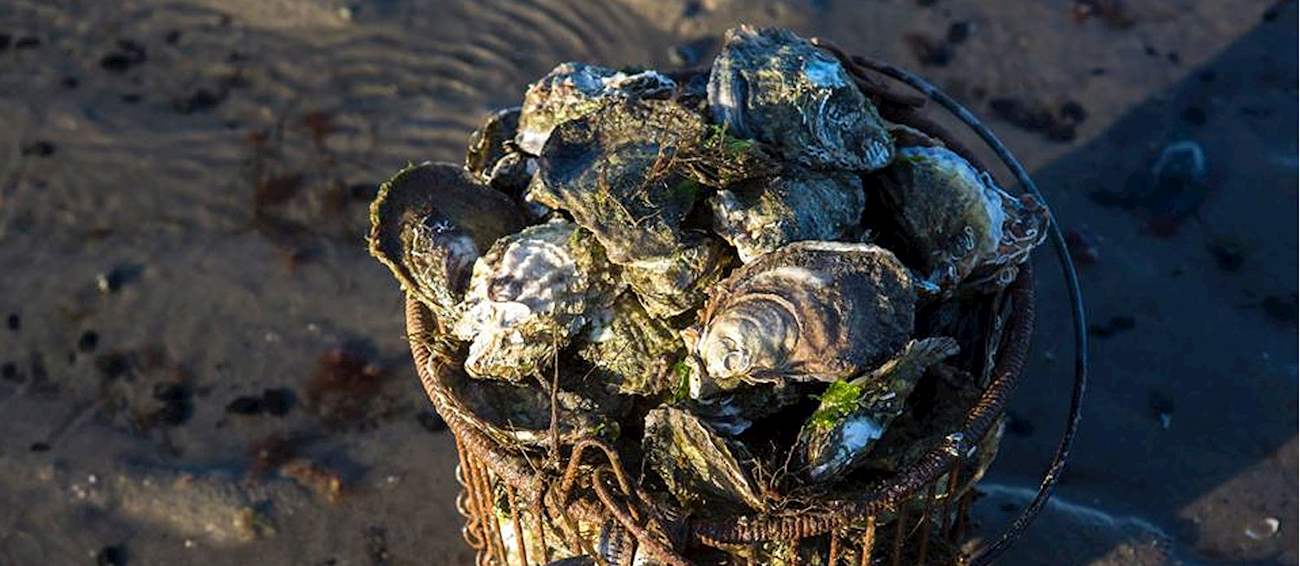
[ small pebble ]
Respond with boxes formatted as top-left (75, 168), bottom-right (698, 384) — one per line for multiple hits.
top-left (6, 313), bottom-right (19, 331)
top-left (96, 544), bottom-right (127, 566)
top-left (2, 362), bottom-right (21, 382)
top-left (29, 441), bottom-right (50, 452)
top-left (14, 36), bottom-right (41, 49)
top-left (20, 141), bottom-right (56, 157)
top-left (947, 21), bottom-right (972, 44)
top-left (78, 330), bottom-right (100, 353)
top-left (0, 34), bottom-right (10, 51)
top-left (226, 396), bottom-right (264, 415)
top-left (262, 388), bottom-right (295, 416)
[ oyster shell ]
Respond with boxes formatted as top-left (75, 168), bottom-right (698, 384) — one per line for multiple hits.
top-left (452, 219), bottom-right (622, 381)
top-left (517, 62), bottom-right (676, 155)
top-left (465, 106), bottom-right (537, 196)
top-left (798, 337), bottom-right (959, 483)
top-left (708, 26), bottom-right (894, 171)
top-left (879, 145), bottom-right (1049, 294)
top-left (367, 162), bottom-right (526, 322)
top-left (685, 241), bottom-right (915, 398)
top-left (643, 406), bottom-right (767, 512)
top-left (620, 236), bottom-right (734, 318)
top-left (578, 293), bottom-right (683, 396)
top-left (708, 170), bottom-right (865, 263)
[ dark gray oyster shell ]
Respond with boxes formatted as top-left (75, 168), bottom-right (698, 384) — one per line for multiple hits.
top-left (368, 162), bottom-right (526, 323)
top-left (620, 237), bottom-right (734, 318)
top-left (708, 170), bottom-right (865, 263)
top-left (452, 219), bottom-right (622, 381)
top-left (643, 406), bottom-right (767, 512)
top-left (708, 26), bottom-right (893, 171)
top-left (684, 241), bottom-right (915, 398)
top-left (578, 293), bottom-right (683, 396)
top-left (879, 145), bottom-right (1049, 294)
top-left (797, 337), bottom-right (958, 483)
top-left (464, 107), bottom-right (534, 193)
top-left (517, 62), bottom-right (676, 155)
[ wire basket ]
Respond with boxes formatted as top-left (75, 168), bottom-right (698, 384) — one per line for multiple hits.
top-left (401, 41), bottom-right (1088, 566)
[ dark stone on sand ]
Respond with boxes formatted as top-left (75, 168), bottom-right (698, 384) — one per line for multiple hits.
top-left (164, 30), bottom-right (181, 44)
top-left (78, 330), bottom-right (100, 353)
top-left (416, 409), bottom-right (446, 433)
top-left (1060, 100), bottom-right (1088, 124)
top-left (29, 442), bottom-right (50, 452)
top-left (947, 21), bottom-right (972, 43)
top-left (227, 396), bottom-right (264, 415)
top-left (14, 36), bottom-right (41, 49)
top-left (95, 353), bottom-right (131, 381)
top-left (21, 141), bottom-right (56, 157)
top-left (0, 34), bottom-right (10, 51)
top-left (1206, 238), bottom-right (1245, 272)
top-left (1, 362), bottom-right (19, 382)
top-left (62, 76), bottom-right (80, 89)
top-left (101, 40), bottom-right (147, 73)
top-left (262, 388), bottom-right (295, 416)
top-left (1088, 315), bottom-right (1136, 338)
top-left (96, 544), bottom-right (127, 566)
top-left (6, 313), bottom-right (18, 331)
top-left (173, 88), bottom-right (226, 114)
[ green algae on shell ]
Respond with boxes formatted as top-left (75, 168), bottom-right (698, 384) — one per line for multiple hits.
top-left (879, 145), bottom-right (1049, 294)
top-left (708, 26), bottom-right (894, 171)
top-left (451, 219), bottom-right (622, 381)
top-left (797, 337), bottom-right (959, 483)
top-left (684, 241), bottom-right (915, 398)
top-left (643, 406), bottom-right (767, 512)
top-left (367, 162), bottom-right (526, 323)
top-left (708, 169), bottom-right (866, 263)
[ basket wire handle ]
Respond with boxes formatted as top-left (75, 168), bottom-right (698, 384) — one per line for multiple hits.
top-left (811, 39), bottom-right (1090, 564)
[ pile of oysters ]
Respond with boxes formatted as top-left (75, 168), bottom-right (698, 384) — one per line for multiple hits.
top-left (370, 26), bottom-right (1048, 517)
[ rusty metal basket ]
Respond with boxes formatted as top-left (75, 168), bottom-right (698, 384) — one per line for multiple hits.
top-left (402, 43), bottom-right (1088, 566)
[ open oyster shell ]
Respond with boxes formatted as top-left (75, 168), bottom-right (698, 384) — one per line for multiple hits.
top-left (798, 337), bottom-right (959, 483)
top-left (709, 169), bottom-right (865, 263)
top-left (368, 162), bottom-right (526, 323)
top-left (685, 241), bottom-right (915, 398)
top-left (643, 406), bottom-right (767, 512)
top-left (452, 219), bottom-right (622, 381)
top-left (879, 145), bottom-right (1049, 294)
top-left (708, 26), bottom-right (894, 171)
top-left (578, 293), bottom-right (683, 396)
top-left (517, 62), bottom-right (676, 155)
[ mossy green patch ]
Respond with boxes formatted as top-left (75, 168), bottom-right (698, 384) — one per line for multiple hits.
top-left (808, 380), bottom-right (863, 432)
top-left (670, 359), bottom-right (693, 403)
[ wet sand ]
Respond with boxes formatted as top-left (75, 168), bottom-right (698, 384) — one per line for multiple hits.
top-left (0, 1), bottom-right (1295, 564)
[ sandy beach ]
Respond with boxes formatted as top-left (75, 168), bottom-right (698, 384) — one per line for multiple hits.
top-left (1, 0), bottom-right (1295, 564)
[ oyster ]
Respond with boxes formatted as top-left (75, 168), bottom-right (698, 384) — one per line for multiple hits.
top-left (517, 62), bottom-right (676, 155)
top-left (368, 162), bottom-right (526, 322)
top-left (578, 293), bottom-right (683, 396)
top-left (708, 26), bottom-right (894, 171)
top-left (879, 145), bottom-right (1049, 293)
top-left (797, 337), bottom-right (959, 483)
top-left (452, 219), bottom-right (622, 381)
top-left (465, 106), bottom-right (536, 195)
top-left (643, 406), bottom-right (767, 512)
top-left (709, 170), bottom-right (865, 263)
top-left (621, 236), bottom-right (734, 318)
top-left (684, 241), bottom-right (915, 398)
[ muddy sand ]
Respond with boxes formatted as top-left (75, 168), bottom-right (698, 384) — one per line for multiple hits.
top-left (1, 1), bottom-right (1295, 564)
